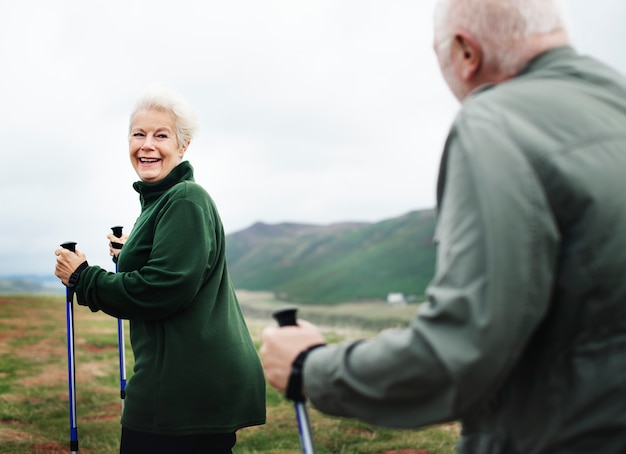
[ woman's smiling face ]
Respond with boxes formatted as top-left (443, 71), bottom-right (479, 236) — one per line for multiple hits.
top-left (129, 108), bottom-right (188, 183)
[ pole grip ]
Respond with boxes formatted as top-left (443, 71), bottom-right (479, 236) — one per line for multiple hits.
top-left (272, 306), bottom-right (298, 327)
top-left (111, 226), bottom-right (123, 238)
top-left (61, 242), bottom-right (77, 253)
top-left (111, 226), bottom-right (124, 249)
top-left (61, 242), bottom-right (78, 296)
top-left (111, 226), bottom-right (124, 265)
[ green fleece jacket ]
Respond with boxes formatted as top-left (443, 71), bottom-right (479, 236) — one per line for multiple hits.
top-left (75, 161), bottom-right (266, 435)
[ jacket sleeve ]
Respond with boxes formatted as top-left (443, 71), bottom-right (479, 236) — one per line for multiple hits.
top-left (74, 196), bottom-right (218, 320)
top-left (304, 112), bottom-right (560, 428)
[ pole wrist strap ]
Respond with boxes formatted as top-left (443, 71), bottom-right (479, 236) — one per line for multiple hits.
top-left (68, 261), bottom-right (89, 288)
top-left (286, 343), bottom-right (326, 402)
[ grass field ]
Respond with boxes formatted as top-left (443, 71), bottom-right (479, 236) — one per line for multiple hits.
top-left (0, 293), bottom-right (459, 453)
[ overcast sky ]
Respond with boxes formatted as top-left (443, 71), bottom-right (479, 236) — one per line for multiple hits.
top-left (1, 0), bottom-right (625, 276)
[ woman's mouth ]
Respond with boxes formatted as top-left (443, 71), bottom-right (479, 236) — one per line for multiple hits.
top-left (139, 157), bottom-right (160, 164)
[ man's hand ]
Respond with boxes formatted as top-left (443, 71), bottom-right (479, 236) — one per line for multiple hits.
top-left (260, 320), bottom-right (326, 393)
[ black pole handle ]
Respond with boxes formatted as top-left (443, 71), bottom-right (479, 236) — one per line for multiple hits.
top-left (60, 242), bottom-right (77, 296)
top-left (272, 306), bottom-right (298, 327)
top-left (111, 226), bottom-right (124, 248)
top-left (61, 242), bottom-right (77, 253)
top-left (111, 226), bottom-right (124, 265)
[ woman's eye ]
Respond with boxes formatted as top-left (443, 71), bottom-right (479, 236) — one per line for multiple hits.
top-left (132, 132), bottom-right (145, 137)
top-left (157, 134), bottom-right (168, 139)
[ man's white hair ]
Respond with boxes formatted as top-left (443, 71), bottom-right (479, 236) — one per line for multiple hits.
top-left (434, 0), bottom-right (571, 76)
top-left (129, 84), bottom-right (199, 147)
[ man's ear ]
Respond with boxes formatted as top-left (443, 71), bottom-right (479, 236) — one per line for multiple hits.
top-left (453, 32), bottom-right (483, 81)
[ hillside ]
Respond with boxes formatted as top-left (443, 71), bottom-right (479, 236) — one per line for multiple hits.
top-left (0, 210), bottom-right (438, 304)
top-left (226, 208), bottom-right (437, 304)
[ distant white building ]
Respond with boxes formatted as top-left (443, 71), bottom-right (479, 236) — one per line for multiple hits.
top-left (386, 292), bottom-right (407, 306)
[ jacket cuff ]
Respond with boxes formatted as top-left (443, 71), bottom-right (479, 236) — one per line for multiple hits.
top-left (286, 343), bottom-right (326, 402)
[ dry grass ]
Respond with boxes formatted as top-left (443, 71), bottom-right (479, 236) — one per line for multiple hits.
top-left (0, 293), bottom-right (459, 453)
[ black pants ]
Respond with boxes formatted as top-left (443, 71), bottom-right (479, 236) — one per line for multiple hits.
top-left (120, 427), bottom-right (236, 454)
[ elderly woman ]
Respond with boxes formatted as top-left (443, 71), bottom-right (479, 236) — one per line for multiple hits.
top-left (55, 85), bottom-right (265, 453)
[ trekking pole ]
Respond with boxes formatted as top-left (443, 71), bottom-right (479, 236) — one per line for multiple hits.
top-left (110, 226), bottom-right (126, 410)
top-left (60, 241), bottom-right (79, 454)
top-left (272, 307), bottom-right (316, 454)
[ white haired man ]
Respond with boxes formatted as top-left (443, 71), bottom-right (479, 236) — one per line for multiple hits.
top-left (261, 0), bottom-right (626, 452)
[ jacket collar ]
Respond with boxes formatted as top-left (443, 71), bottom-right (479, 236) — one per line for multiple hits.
top-left (468, 46), bottom-right (577, 99)
top-left (517, 46), bottom-right (577, 76)
top-left (133, 161), bottom-right (195, 208)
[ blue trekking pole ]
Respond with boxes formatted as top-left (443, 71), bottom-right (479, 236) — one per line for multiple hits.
top-left (60, 241), bottom-right (79, 454)
top-left (110, 226), bottom-right (126, 410)
top-left (272, 307), bottom-right (316, 454)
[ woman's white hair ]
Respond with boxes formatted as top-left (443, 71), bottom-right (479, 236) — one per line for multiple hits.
top-left (129, 84), bottom-right (199, 147)
top-left (434, 0), bottom-right (571, 76)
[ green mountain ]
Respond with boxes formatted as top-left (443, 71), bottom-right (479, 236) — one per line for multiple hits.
top-left (225, 208), bottom-right (437, 304)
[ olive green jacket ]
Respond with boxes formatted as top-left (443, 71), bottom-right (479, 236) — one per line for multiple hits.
top-left (76, 161), bottom-right (266, 435)
top-left (304, 47), bottom-right (626, 453)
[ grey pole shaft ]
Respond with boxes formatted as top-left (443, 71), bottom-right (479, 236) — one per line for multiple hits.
top-left (294, 401), bottom-right (316, 454)
top-left (272, 306), bottom-right (316, 454)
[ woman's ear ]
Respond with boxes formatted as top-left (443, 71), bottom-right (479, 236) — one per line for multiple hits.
top-left (180, 140), bottom-right (190, 157)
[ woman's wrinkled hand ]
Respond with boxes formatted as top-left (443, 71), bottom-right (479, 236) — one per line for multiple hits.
top-left (54, 248), bottom-right (88, 286)
top-left (107, 232), bottom-right (129, 259)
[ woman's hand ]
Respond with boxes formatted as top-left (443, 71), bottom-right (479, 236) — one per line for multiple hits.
top-left (55, 248), bottom-right (88, 286)
top-left (107, 232), bottom-right (129, 259)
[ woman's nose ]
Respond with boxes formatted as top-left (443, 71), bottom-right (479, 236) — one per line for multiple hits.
top-left (141, 135), bottom-right (155, 150)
